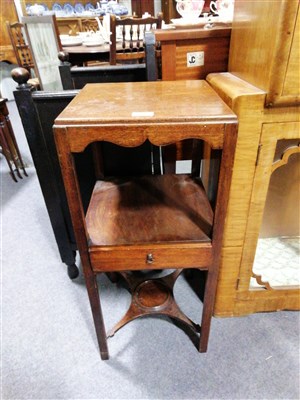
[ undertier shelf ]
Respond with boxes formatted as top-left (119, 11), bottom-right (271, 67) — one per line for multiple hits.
top-left (86, 173), bottom-right (214, 246)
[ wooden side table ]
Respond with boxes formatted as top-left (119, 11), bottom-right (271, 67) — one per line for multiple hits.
top-left (54, 80), bottom-right (237, 360)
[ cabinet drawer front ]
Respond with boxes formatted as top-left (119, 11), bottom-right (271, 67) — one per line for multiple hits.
top-left (90, 244), bottom-right (212, 272)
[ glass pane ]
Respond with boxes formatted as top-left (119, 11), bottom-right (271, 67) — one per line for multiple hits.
top-left (250, 139), bottom-right (300, 289)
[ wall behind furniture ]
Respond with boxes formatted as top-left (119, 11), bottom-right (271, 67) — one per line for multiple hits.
top-left (0, 0), bottom-right (18, 64)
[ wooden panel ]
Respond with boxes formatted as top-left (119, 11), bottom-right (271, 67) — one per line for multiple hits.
top-left (161, 0), bottom-right (180, 23)
top-left (0, 45), bottom-right (17, 64)
top-left (156, 27), bottom-right (231, 81)
top-left (0, 0), bottom-right (18, 63)
top-left (282, 10), bottom-right (300, 96)
top-left (161, 42), bottom-right (177, 80)
top-left (56, 17), bottom-right (82, 35)
top-left (234, 288), bottom-right (300, 315)
top-left (214, 246), bottom-right (243, 317)
top-left (67, 123), bottom-right (226, 153)
top-left (174, 37), bottom-right (230, 80)
top-left (131, 0), bottom-right (154, 16)
top-left (228, 0), bottom-right (282, 91)
top-left (207, 73), bottom-right (266, 247)
top-left (267, 1), bottom-right (299, 106)
top-left (229, 0), bottom-right (299, 107)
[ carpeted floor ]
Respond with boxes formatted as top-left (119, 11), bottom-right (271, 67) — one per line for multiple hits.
top-left (1, 100), bottom-right (299, 400)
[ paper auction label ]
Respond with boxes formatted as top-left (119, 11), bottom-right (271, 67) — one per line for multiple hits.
top-left (131, 111), bottom-right (154, 117)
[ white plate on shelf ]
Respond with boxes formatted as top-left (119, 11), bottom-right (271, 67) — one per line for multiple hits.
top-left (63, 3), bottom-right (74, 15)
top-left (171, 16), bottom-right (220, 28)
top-left (85, 3), bottom-right (95, 11)
top-left (74, 2), bottom-right (84, 14)
top-left (83, 40), bottom-right (104, 47)
top-left (52, 3), bottom-right (62, 11)
top-left (61, 37), bottom-right (83, 46)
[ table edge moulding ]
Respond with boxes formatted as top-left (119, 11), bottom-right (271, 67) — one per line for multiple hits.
top-left (53, 80), bottom-right (238, 360)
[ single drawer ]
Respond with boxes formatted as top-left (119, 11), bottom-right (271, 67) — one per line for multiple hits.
top-left (90, 242), bottom-right (213, 272)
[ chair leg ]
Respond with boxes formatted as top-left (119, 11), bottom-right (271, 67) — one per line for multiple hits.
top-left (4, 112), bottom-right (28, 177)
top-left (0, 99), bottom-right (27, 178)
top-left (0, 124), bottom-right (18, 182)
top-left (85, 272), bottom-right (109, 360)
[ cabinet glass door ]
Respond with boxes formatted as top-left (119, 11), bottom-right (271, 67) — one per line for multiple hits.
top-left (250, 138), bottom-right (300, 289)
top-left (237, 121), bottom-right (299, 313)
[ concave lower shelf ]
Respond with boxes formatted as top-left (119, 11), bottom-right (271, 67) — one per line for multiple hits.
top-left (86, 173), bottom-right (214, 272)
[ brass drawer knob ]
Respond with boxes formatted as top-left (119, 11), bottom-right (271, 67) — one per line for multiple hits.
top-left (146, 253), bottom-right (154, 264)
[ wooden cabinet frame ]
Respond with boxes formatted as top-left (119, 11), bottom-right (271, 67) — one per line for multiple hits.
top-left (207, 72), bottom-right (300, 317)
top-left (236, 121), bottom-right (300, 313)
top-left (205, 0), bottom-right (300, 317)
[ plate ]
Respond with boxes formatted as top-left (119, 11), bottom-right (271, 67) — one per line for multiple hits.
top-left (83, 40), bottom-right (104, 47)
top-left (171, 16), bottom-right (219, 28)
top-left (106, 5), bottom-right (121, 14)
top-left (80, 10), bottom-right (93, 16)
top-left (52, 3), bottom-right (62, 11)
top-left (85, 3), bottom-right (95, 11)
top-left (61, 37), bottom-right (83, 46)
top-left (118, 5), bottom-right (128, 15)
top-left (74, 2), bottom-right (84, 14)
top-left (63, 3), bottom-right (74, 15)
top-left (94, 9), bottom-right (106, 15)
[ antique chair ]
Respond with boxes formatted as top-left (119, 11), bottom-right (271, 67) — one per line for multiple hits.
top-left (22, 15), bottom-right (63, 90)
top-left (54, 80), bottom-right (237, 359)
top-left (6, 21), bottom-right (35, 75)
top-left (109, 13), bottom-right (163, 65)
top-left (6, 21), bottom-right (39, 87)
top-left (0, 97), bottom-right (27, 182)
top-left (58, 51), bottom-right (147, 89)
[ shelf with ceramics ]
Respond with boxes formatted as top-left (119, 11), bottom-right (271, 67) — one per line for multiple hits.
top-left (25, 1), bottom-right (128, 18)
top-left (169, 0), bottom-right (234, 28)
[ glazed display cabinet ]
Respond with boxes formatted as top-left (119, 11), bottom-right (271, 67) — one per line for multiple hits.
top-left (207, 0), bottom-right (299, 316)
